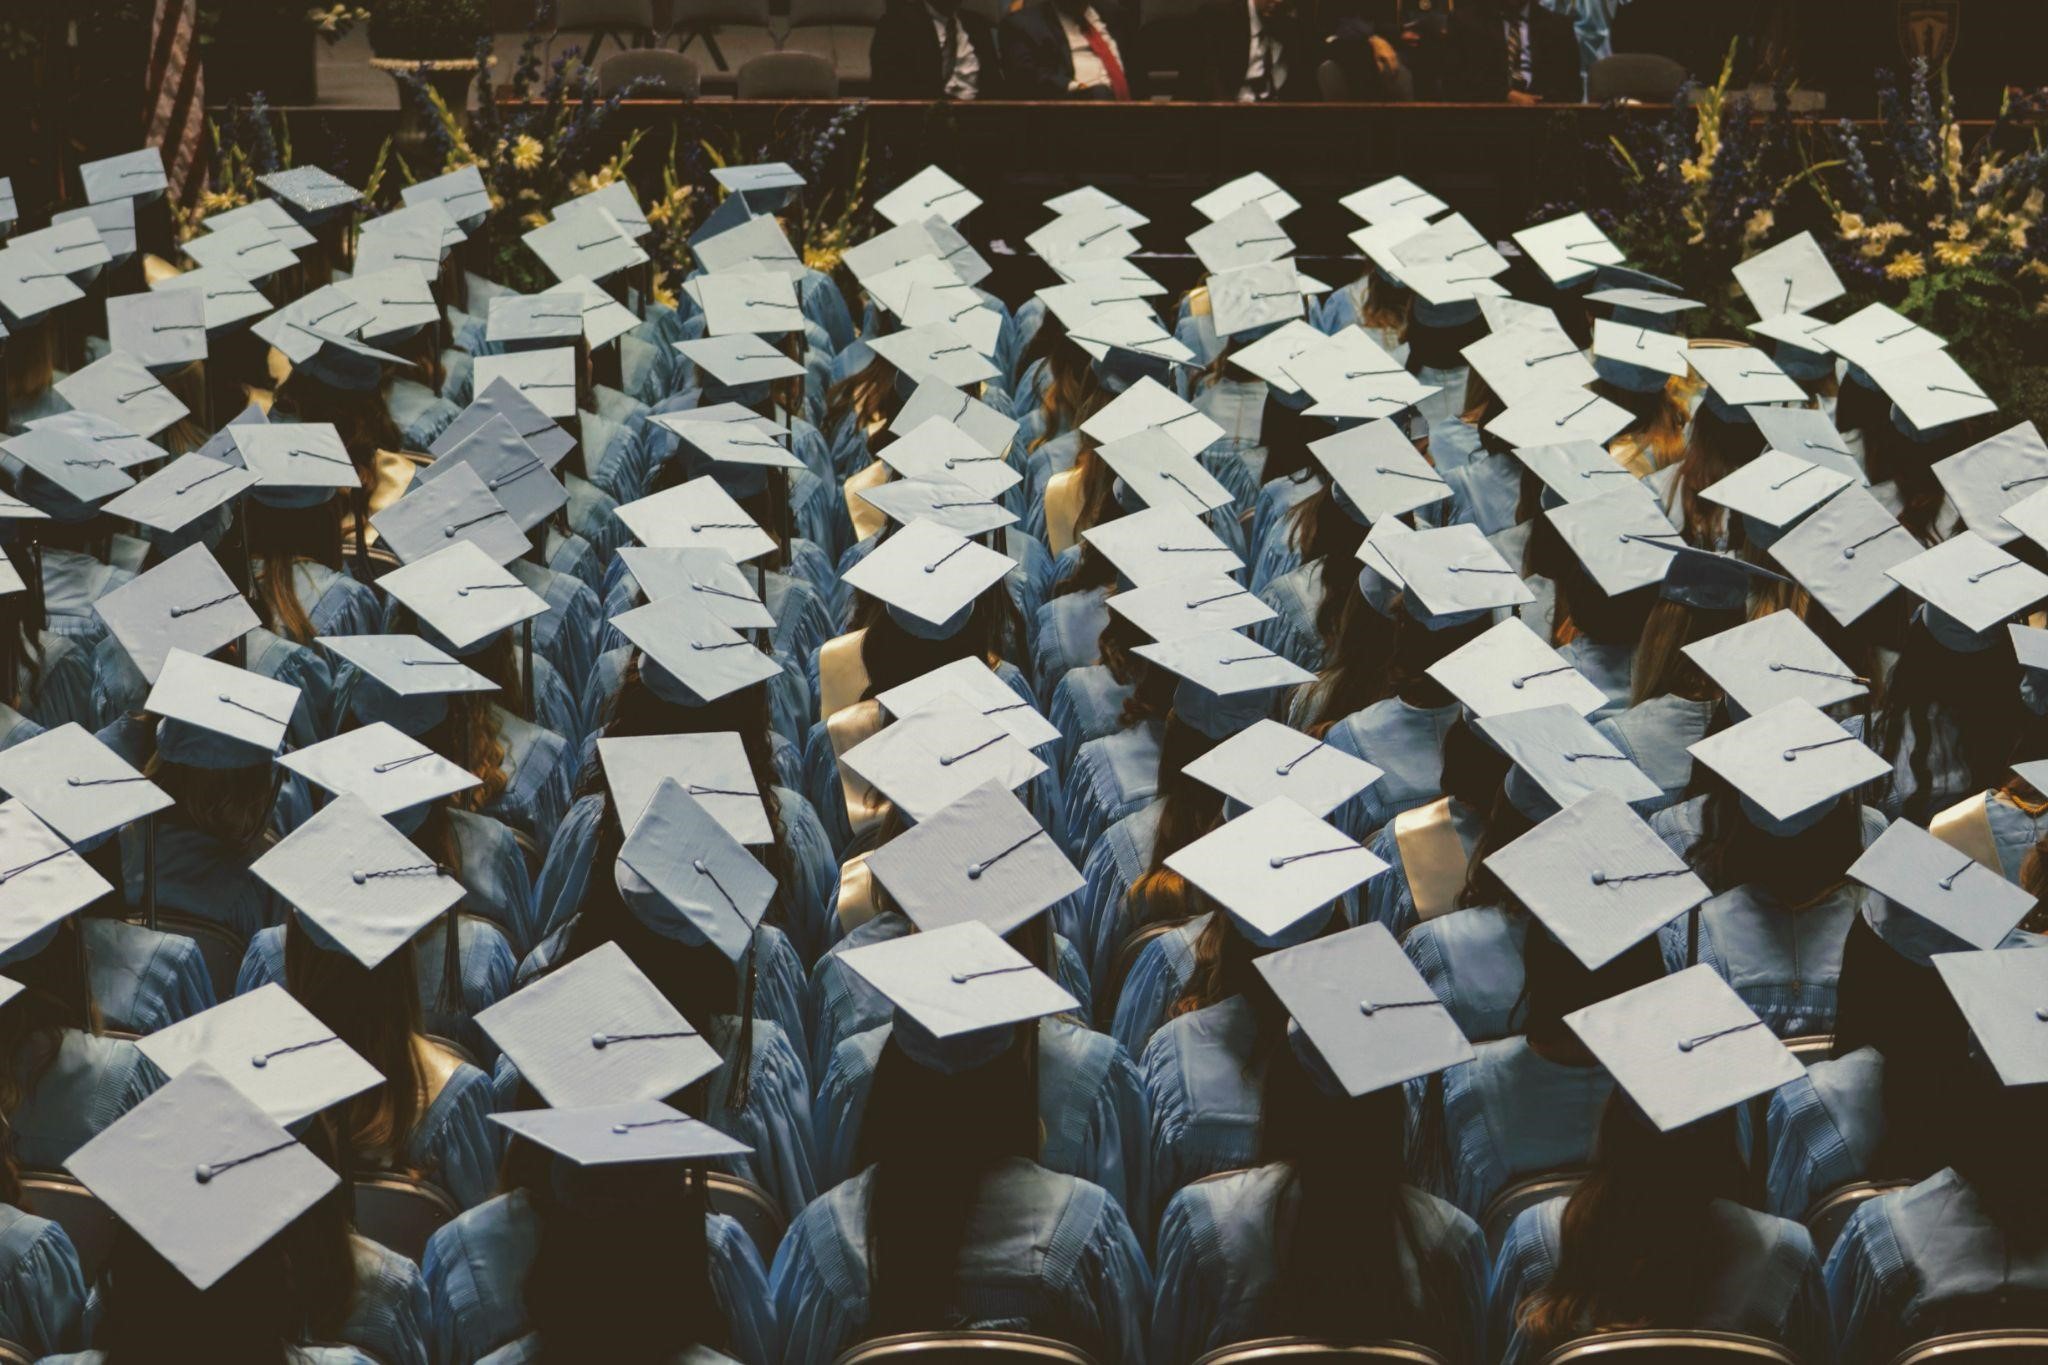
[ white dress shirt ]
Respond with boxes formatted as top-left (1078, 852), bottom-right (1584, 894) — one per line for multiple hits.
top-left (1238, 0), bottom-right (1286, 101)
top-left (927, 2), bottom-right (980, 98)
top-left (1057, 6), bottom-right (1121, 93)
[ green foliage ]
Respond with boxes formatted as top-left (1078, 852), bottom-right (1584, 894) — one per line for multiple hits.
top-left (368, 0), bottom-right (489, 59)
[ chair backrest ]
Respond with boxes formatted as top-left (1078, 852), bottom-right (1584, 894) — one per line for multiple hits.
top-left (736, 49), bottom-right (839, 97)
top-left (1782, 1034), bottom-right (1833, 1065)
top-left (21, 1172), bottom-right (121, 1284)
top-left (1194, 1338), bottom-right (1452, 1364)
top-left (152, 911), bottom-right (249, 1003)
top-left (352, 1173), bottom-right (463, 1265)
top-left (833, 1331), bottom-right (1100, 1364)
top-left (1888, 1329), bottom-right (2048, 1364)
top-left (1803, 1179), bottom-right (1911, 1259)
top-left (788, 0), bottom-right (887, 27)
top-left (558, 0), bottom-right (659, 26)
top-left (673, 0), bottom-right (774, 29)
top-left (0, 1340), bottom-right (31, 1365)
top-left (707, 1171), bottom-right (787, 1262)
top-left (1315, 59), bottom-right (1350, 101)
top-left (1535, 1330), bottom-right (1801, 1365)
top-left (1482, 1171), bottom-right (1586, 1252)
top-left (1100, 918), bottom-right (1178, 1028)
top-left (1586, 53), bottom-right (1688, 104)
top-left (597, 48), bottom-right (702, 96)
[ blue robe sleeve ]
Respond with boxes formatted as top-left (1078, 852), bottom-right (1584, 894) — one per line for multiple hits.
top-left (23, 640), bottom-right (95, 733)
top-left (707, 1019), bottom-right (818, 1221)
top-left (1823, 1199), bottom-right (1910, 1365)
top-left (1483, 1203), bottom-right (1558, 1365)
top-left (531, 795), bottom-right (603, 947)
top-left (811, 1028), bottom-right (888, 1191)
top-left (1060, 1191), bottom-right (1153, 1365)
top-left (234, 925), bottom-right (287, 996)
top-left (772, 789), bottom-right (840, 969)
top-left (752, 929), bottom-right (814, 1086)
top-left (0, 1211), bottom-right (86, 1358)
top-left (408, 1063), bottom-right (503, 1211)
top-left (1148, 1188), bottom-right (1218, 1365)
top-left (1109, 932), bottom-right (1181, 1062)
top-left (769, 1194), bottom-right (865, 1365)
top-left (343, 1236), bottom-right (432, 1365)
top-left (1074, 1035), bottom-right (1149, 1220)
top-left (1781, 1227), bottom-right (1834, 1365)
top-left (708, 1213), bottom-right (780, 1365)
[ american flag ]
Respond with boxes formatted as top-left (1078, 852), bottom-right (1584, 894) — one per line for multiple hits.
top-left (145, 0), bottom-right (206, 203)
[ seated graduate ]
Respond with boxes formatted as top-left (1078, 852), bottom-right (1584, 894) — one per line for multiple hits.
top-left (0, 539), bottom-right (96, 734)
top-left (52, 1063), bottom-right (391, 1365)
top-left (1152, 922), bottom-right (1486, 1363)
top-left (1825, 948), bottom-right (2048, 1363)
top-left (434, 938), bottom-right (780, 1364)
top-left (772, 921), bottom-right (1151, 1365)
top-left (1487, 966), bottom-right (1830, 1364)
top-left (0, 984), bottom-right (88, 1355)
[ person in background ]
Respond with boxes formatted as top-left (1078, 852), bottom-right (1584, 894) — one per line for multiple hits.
top-left (1540, 0), bottom-right (1627, 98)
top-left (870, 0), bottom-right (999, 98)
top-left (1182, 0), bottom-right (1315, 102)
top-left (1002, 0), bottom-right (1144, 100)
top-left (1408, 0), bottom-right (1582, 103)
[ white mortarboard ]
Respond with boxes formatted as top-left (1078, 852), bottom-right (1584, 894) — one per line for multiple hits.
top-left (0, 245), bottom-right (85, 322)
top-left (862, 256), bottom-right (963, 316)
top-left (674, 333), bottom-right (806, 389)
top-left (1034, 281), bottom-right (1152, 334)
top-left (1476, 296), bottom-right (1563, 337)
top-left (1513, 212), bottom-right (1625, 287)
top-left (491, 1102), bottom-right (751, 1167)
top-left (65, 1064), bottom-right (341, 1290)
top-left (1180, 718), bottom-right (1383, 818)
top-left (101, 454), bottom-right (253, 534)
top-left (1488, 790), bottom-right (1707, 968)
top-left (1750, 406), bottom-right (1862, 479)
top-left (866, 781), bottom-right (1079, 936)
top-left (696, 270), bottom-right (805, 337)
top-left (1082, 375), bottom-right (1223, 458)
top-left (1748, 310), bottom-right (1835, 359)
top-left (15, 215), bottom-right (114, 277)
top-left (1850, 818), bottom-right (2036, 954)
top-left (373, 463), bottom-right (527, 567)
top-left (1511, 440), bottom-right (1634, 506)
top-left (1683, 609), bottom-right (1867, 716)
top-left (840, 702), bottom-right (1046, 823)
top-left (416, 414), bottom-right (567, 534)
top-left (875, 166), bottom-right (981, 226)
top-left (599, 732), bottom-right (770, 845)
top-left (1391, 212), bottom-right (1507, 278)
top-left (485, 292), bottom-right (586, 347)
top-left (1931, 422), bottom-right (2048, 548)
top-left (841, 219), bottom-right (946, 289)
top-left (1168, 797), bottom-right (1387, 947)
top-left (1565, 964), bottom-right (1802, 1131)
top-left (1065, 308), bottom-right (1193, 374)
top-left (105, 288), bottom-right (208, 370)
top-left (317, 633), bottom-right (496, 699)
top-left (841, 519), bottom-right (1013, 630)
top-left (1816, 301), bottom-right (1945, 374)
top-left (476, 939), bottom-right (724, 1107)
top-left (1043, 255), bottom-right (1164, 295)
top-left (921, 217), bottom-right (992, 286)
top-left (856, 474), bottom-right (1014, 537)
top-left (1930, 949), bottom-right (2048, 1087)
top-left (81, 148), bottom-right (167, 204)
top-left (1545, 483), bottom-right (1684, 595)
top-left (278, 723), bottom-right (480, 817)
top-left (230, 423), bottom-right (358, 494)
top-left (1485, 385), bottom-right (1633, 449)
top-left (609, 594), bottom-right (783, 703)
top-left (1193, 172), bottom-right (1299, 223)
top-left (1026, 207), bottom-right (1140, 265)
top-left (616, 779), bottom-right (773, 960)
top-left (1044, 184), bottom-right (1147, 227)
top-left (875, 656), bottom-right (1060, 751)
top-left (52, 199), bottom-right (136, 263)
top-left (1104, 574), bottom-right (1275, 643)
top-left (4, 425), bottom-right (137, 505)
top-left (1340, 175), bottom-right (1445, 225)
top-left (0, 798), bottom-right (109, 961)
top-left (0, 722), bottom-right (171, 844)
top-left (376, 539), bottom-right (548, 651)
top-left (338, 263), bottom-right (440, 342)
top-left (1590, 317), bottom-right (1690, 380)
top-left (712, 160), bottom-right (806, 210)
top-left (523, 208), bottom-right (648, 282)
top-left (1462, 325), bottom-right (1596, 405)
top-left (1476, 704), bottom-right (1661, 812)
top-left (135, 984), bottom-right (383, 1127)
top-left (891, 380), bottom-right (1018, 459)
top-left (1096, 429), bottom-right (1233, 517)
top-left (251, 290), bottom-right (370, 365)
top-left (878, 416), bottom-right (1019, 499)
top-left (26, 408), bottom-right (164, 474)
top-left (1689, 345), bottom-right (1805, 409)
top-left (840, 919), bottom-right (1078, 1047)
top-left (356, 204), bottom-right (466, 278)
top-left (95, 546), bottom-right (256, 683)
top-left (1765, 486), bottom-right (1916, 625)
top-left (1868, 347), bottom-right (1997, 432)
top-left (897, 281), bottom-right (1003, 358)
top-left (544, 276), bottom-right (638, 349)
top-left (251, 794), bottom-right (464, 968)
top-left (401, 163), bottom-right (492, 224)
top-left (551, 180), bottom-right (652, 240)
top-left (1133, 627), bottom-right (1313, 697)
top-left (431, 378), bottom-right (577, 469)
top-left (1377, 523), bottom-right (1535, 618)
top-left (1206, 261), bottom-right (1302, 339)
top-left (182, 217), bottom-right (297, 279)
top-left (54, 351), bottom-right (189, 439)
top-left (1700, 449), bottom-right (1853, 534)
top-left (1887, 532), bottom-right (2048, 634)
top-left (615, 546), bottom-right (774, 630)
top-left (259, 165), bottom-right (361, 222)
top-left (1187, 201), bottom-right (1293, 275)
top-left (615, 476), bottom-right (776, 563)
top-left (655, 416), bottom-right (803, 475)
top-left (866, 323), bottom-right (1001, 389)
top-left (1308, 420), bottom-right (1449, 522)
top-left (1081, 505), bottom-right (1244, 586)
top-left (471, 347), bottom-right (578, 420)
top-left (1428, 616), bottom-right (1608, 719)
top-left (1733, 231), bottom-right (1845, 319)
top-left (1687, 699), bottom-right (1889, 826)
top-left (692, 211), bottom-right (806, 280)
top-left (1257, 921), bottom-right (1473, 1096)
top-left (205, 197), bottom-right (315, 252)
top-left (1225, 317), bottom-right (1324, 392)
top-left (146, 650), bottom-right (297, 769)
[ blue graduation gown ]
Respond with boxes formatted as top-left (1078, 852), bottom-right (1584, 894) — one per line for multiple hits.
top-left (422, 1192), bottom-right (776, 1365)
top-left (1557, 637), bottom-right (1635, 720)
top-left (1489, 1197), bottom-right (1830, 1365)
top-left (37, 548), bottom-right (130, 649)
top-left (1410, 1038), bottom-right (1612, 1219)
top-left (6, 1030), bottom-right (161, 1170)
top-left (81, 917), bottom-right (215, 1036)
top-left (0, 1204), bottom-right (85, 1358)
top-left (18, 632), bottom-right (96, 734)
top-left (1249, 471), bottom-right (1321, 573)
top-left (1764, 1046), bottom-right (1886, 1221)
top-left (1354, 800), bottom-right (1487, 942)
top-left (1323, 698), bottom-right (1460, 842)
top-left (1152, 1165), bottom-right (1486, 1365)
top-left (1046, 666), bottom-right (1135, 779)
top-left (1596, 695), bottom-right (1714, 812)
top-left (1657, 882), bottom-right (1858, 1038)
top-left (769, 1157), bottom-right (1152, 1365)
top-left (1252, 559), bottom-right (1329, 672)
top-left (1140, 994), bottom-right (1264, 1232)
top-left (480, 703), bottom-right (574, 843)
top-left (1403, 906), bottom-right (1529, 1044)
top-left (338, 1234), bottom-right (434, 1365)
top-left (505, 558), bottom-right (604, 704)
top-left (1061, 724), bottom-right (1163, 862)
top-left (1031, 588), bottom-right (1111, 706)
top-left (1108, 913), bottom-right (1204, 1079)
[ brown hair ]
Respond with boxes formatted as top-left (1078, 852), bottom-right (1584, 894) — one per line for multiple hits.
top-left (282, 915), bottom-right (431, 1165)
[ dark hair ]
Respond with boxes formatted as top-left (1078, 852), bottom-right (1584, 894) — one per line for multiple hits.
top-left (1870, 618), bottom-right (2023, 824)
top-left (1282, 487), bottom-right (1368, 656)
top-left (1830, 913), bottom-right (1972, 1179)
top-left (1682, 778), bottom-right (1865, 900)
top-left (1672, 404), bottom-right (1766, 552)
top-left (242, 500), bottom-right (346, 644)
top-left (1515, 924), bottom-right (1664, 1052)
top-left (849, 573), bottom-right (1027, 697)
top-left (0, 917), bottom-right (98, 1119)
top-left (1121, 710), bottom-right (1227, 932)
top-left (1294, 581), bottom-right (1399, 737)
top-left (822, 354), bottom-right (899, 439)
top-left (282, 914), bottom-right (430, 1173)
top-left (1630, 596), bottom-right (1737, 706)
top-left (0, 542), bottom-right (47, 712)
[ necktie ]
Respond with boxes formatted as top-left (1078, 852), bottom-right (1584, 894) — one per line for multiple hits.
top-left (939, 11), bottom-right (960, 91)
top-left (1078, 16), bottom-right (1132, 101)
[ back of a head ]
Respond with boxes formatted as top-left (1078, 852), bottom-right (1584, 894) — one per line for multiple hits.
top-left (1519, 922), bottom-right (1663, 1045)
top-left (96, 1225), bottom-right (301, 1365)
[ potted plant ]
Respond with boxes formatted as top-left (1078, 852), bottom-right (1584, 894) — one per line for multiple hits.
top-left (367, 0), bottom-right (492, 127)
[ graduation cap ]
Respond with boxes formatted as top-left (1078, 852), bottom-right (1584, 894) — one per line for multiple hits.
top-left (523, 208), bottom-right (648, 283)
top-left (1082, 505), bottom-right (1243, 588)
top-left (1476, 703), bottom-right (1661, 820)
top-left (842, 219), bottom-right (948, 289)
top-left (1167, 797), bottom-right (1387, 949)
top-left (1816, 302), bottom-right (1945, 375)
top-left (1225, 318), bottom-right (1324, 393)
top-left (105, 288), bottom-right (208, 371)
top-left (491, 1102), bottom-right (752, 1167)
top-left (352, 216), bottom-right (454, 289)
top-left (1256, 921), bottom-right (1474, 1097)
top-left (878, 416), bottom-right (1019, 500)
top-left (856, 474), bottom-right (1015, 538)
top-left (1849, 818), bottom-right (2036, 955)
top-left (1870, 348), bottom-right (1997, 435)
top-left (372, 463), bottom-right (528, 567)
top-left (55, 351), bottom-right (188, 440)
top-left (840, 919), bottom-right (1078, 1073)
top-left (277, 723), bottom-right (480, 819)
top-left (1377, 523), bottom-right (1535, 626)
top-left (146, 649), bottom-right (298, 769)
top-left (431, 378), bottom-right (577, 469)
top-left (551, 180), bottom-right (652, 240)
top-left (1681, 610), bottom-right (1867, 717)
top-left (1428, 616), bottom-right (1608, 720)
top-left (401, 163), bottom-right (493, 226)
top-left (258, 165), bottom-right (361, 223)
top-left (485, 292), bottom-right (587, 348)
top-left (1688, 699), bottom-right (1889, 833)
top-left (319, 633), bottom-right (496, 738)
top-left (1180, 718), bottom-right (1383, 818)
top-left (1193, 172), bottom-right (1299, 224)
top-left (183, 218), bottom-right (297, 279)
top-left (0, 722), bottom-right (172, 845)
top-left (1487, 790), bottom-right (1708, 969)
top-left (1485, 385), bottom-right (1633, 450)
top-left (1044, 184), bottom-right (1148, 227)
top-left (1930, 422), bottom-right (2048, 549)
top-left (1765, 486), bottom-right (1916, 626)
top-left (615, 546), bottom-right (774, 630)
top-left (1510, 441), bottom-right (1634, 507)
top-left (615, 476), bottom-right (777, 563)
top-left (1689, 346), bottom-right (1805, 414)
top-left (17, 214), bottom-right (114, 278)
top-left (616, 779), bottom-right (773, 961)
top-left (0, 798), bottom-right (110, 965)
top-left (472, 348), bottom-right (578, 420)
top-left (711, 161), bottom-right (806, 213)
top-left (609, 594), bottom-right (783, 705)
top-left (1026, 207), bottom-right (1140, 265)
top-left (1462, 325), bottom-right (1596, 406)
top-left (674, 333), bottom-right (806, 392)
top-left (840, 702), bottom-right (1046, 824)
top-left (415, 414), bottom-right (567, 534)
top-left (1545, 483), bottom-right (1683, 596)
top-left (95, 546), bottom-right (257, 684)
top-left (1340, 175), bottom-right (1445, 225)
top-left (1750, 407), bottom-right (1861, 481)
top-left (1309, 420), bottom-right (1451, 523)
top-left (1930, 949), bottom-right (2048, 1088)
top-left (0, 245), bottom-right (85, 324)
top-left (891, 381), bottom-right (1018, 460)
top-left (376, 539), bottom-right (549, 654)
top-left (841, 518), bottom-right (1013, 637)
top-left (1700, 450), bottom-right (1854, 543)
top-left (1733, 231), bottom-right (1844, 319)
top-left (64, 1065), bottom-right (341, 1291)
top-left (1104, 573), bottom-right (1276, 644)
top-left (135, 984), bottom-right (382, 1127)
top-left (1565, 965), bottom-right (1802, 1131)
top-left (81, 147), bottom-right (167, 205)
top-left (544, 276), bottom-right (638, 349)
top-left (599, 731), bottom-right (771, 846)
top-left (696, 270), bottom-right (806, 338)
top-left (865, 782), bottom-right (1079, 937)
top-left (252, 794), bottom-right (463, 968)
top-left (1207, 261), bottom-right (1302, 340)
top-left (1590, 317), bottom-right (1689, 393)
top-left (290, 327), bottom-right (408, 394)
top-left (476, 940), bottom-right (724, 1108)
top-left (874, 656), bottom-right (1060, 752)
top-left (1132, 628), bottom-right (1313, 738)
top-left (692, 209), bottom-right (805, 279)
top-left (1887, 532), bottom-right (2048, 636)
top-left (1187, 201), bottom-right (1293, 276)
top-left (1096, 429), bottom-right (1233, 517)
top-left (1513, 212), bottom-right (1625, 288)
top-left (866, 323), bottom-right (1000, 390)
top-left (4, 425), bottom-right (137, 508)
top-left (875, 166), bottom-right (981, 226)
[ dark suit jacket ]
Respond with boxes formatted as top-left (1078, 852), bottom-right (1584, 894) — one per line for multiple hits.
top-left (869, 0), bottom-right (1000, 98)
top-left (999, 0), bottom-right (1145, 99)
top-left (1420, 0), bottom-right (1580, 102)
top-left (1181, 0), bottom-right (1316, 101)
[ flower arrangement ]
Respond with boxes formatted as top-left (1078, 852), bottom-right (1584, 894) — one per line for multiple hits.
top-left (1811, 60), bottom-right (2048, 414)
top-left (370, 0), bottom-right (489, 60)
top-left (171, 95), bottom-right (392, 241)
top-left (306, 4), bottom-right (372, 44)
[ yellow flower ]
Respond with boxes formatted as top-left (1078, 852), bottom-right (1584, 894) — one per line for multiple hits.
top-left (2026, 189), bottom-right (2046, 217)
top-left (1836, 212), bottom-right (1865, 239)
top-left (1860, 239), bottom-right (1887, 259)
top-left (1743, 209), bottom-right (1775, 243)
top-left (567, 173), bottom-right (593, 197)
top-left (645, 199), bottom-right (671, 227)
top-left (1932, 239), bottom-right (1980, 267)
top-left (2021, 259), bottom-right (2048, 282)
top-left (510, 136), bottom-right (543, 171)
top-left (1917, 174), bottom-right (1937, 193)
top-left (1947, 219), bottom-right (1971, 242)
top-left (1885, 251), bottom-right (1926, 281)
top-left (2010, 224), bottom-right (2029, 251)
top-left (520, 211), bottom-right (548, 230)
top-left (1679, 159), bottom-right (1711, 185)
